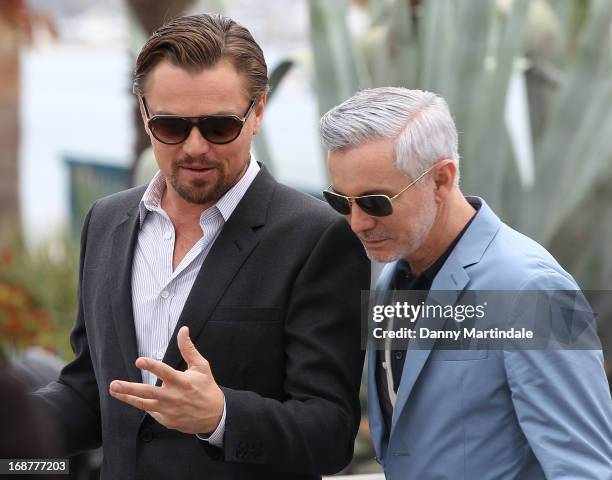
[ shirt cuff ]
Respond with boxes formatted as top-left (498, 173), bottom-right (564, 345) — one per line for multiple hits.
top-left (195, 397), bottom-right (226, 448)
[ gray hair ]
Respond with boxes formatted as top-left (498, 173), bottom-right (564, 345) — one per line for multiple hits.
top-left (319, 87), bottom-right (460, 184)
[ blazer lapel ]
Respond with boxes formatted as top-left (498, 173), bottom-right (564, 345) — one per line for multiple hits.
top-left (159, 166), bottom-right (275, 376)
top-left (368, 263), bottom-right (397, 462)
top-left (109, 205), bottom-right (142, 383)
top-left (389, 196), bottom-right (501, 442)
top-left (389, 256), bottom-right (469, 437)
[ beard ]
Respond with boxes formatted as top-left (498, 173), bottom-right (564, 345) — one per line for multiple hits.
top-left (168, 155), bottom-right (245, 205)
top-left (169, 168), bottom-right (225, 205)
top-left (360, 190), bottom-right (438, 264)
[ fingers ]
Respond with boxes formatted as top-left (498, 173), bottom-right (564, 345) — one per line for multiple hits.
top-left (177, 326), bottom-right (208, 371)
top-left (109, 390), bottom-right (161, 413)
top-left (135, 357), bottom-right (184, 385)
top-left (109, 380), bottom-right (170, 401)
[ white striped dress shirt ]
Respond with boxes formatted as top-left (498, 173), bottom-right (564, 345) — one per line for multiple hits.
top-left (131, 157), bottom-right (260, 445)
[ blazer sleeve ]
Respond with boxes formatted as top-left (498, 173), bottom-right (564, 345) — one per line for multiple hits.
top-left (217, 217), bottom-right (370, 475)
top-left (32, 204), bottom-right (102, 455)
top-left (504, 273), bottom-right (612, 479)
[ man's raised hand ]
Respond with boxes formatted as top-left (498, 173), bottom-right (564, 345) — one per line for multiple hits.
top-left (109, 326), bottom-right (225, 434)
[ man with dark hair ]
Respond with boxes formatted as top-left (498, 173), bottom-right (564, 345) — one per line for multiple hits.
top-left (34, 14), bottom-right (369, 480)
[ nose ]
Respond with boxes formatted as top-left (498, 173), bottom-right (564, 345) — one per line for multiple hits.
top-left (182, 125), bottom-right (212, 156)
top-left (348, 202), bottom-right (376, 234)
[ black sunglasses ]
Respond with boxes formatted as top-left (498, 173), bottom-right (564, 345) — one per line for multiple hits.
top-left (323, 166), bottom-right (434, 217)
top-left (140, 97), bottom-right (257, 145)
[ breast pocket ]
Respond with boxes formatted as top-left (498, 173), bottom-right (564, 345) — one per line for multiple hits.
top-left (202, 307), bottom-right (285, 394)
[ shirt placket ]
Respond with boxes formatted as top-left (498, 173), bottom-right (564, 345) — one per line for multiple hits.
top-left (156, 214), bottom-right (176, 366)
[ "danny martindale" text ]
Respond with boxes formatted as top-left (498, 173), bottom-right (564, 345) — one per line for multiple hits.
top-left (372, 327), bottom-right (534, 340)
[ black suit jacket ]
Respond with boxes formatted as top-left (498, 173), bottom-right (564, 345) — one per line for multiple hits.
top-left (35, 167), bottom-right (370, 480)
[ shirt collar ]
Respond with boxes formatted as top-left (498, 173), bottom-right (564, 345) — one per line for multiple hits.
top-left (396, 209), bottom-right (478, 284)
top-left (214, 156), bottom-right (260, 221)
top-left (138, 155), bottom-right (260, 228)
top-left (138, 170), bottom-right (166, 226)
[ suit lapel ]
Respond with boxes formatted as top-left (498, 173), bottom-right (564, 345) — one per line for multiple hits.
top-left (109, 205), bottom-right (142, 383)
top-left (368, 263), bottom-right (397, 462)
top-left (159, 221), bottom-right (260, 374)
top-left (108, 168), bottom-right (275, 386)
top-left (158, 166), bottom-right (274, 377)
top-left (388, 197), bottom-right (502, 443)
top-left (389, 257), bottom-right (469, 435)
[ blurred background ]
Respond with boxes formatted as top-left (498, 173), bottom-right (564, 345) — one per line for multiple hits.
top-left (1, 0), bottom-right (612, 477)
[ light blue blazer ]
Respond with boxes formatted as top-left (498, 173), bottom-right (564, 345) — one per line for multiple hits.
top-left (368, 197), bottom-right (612, 479)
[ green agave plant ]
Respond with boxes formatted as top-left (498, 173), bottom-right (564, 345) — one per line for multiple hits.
top-left (308, 0), bottom-right (612, 300)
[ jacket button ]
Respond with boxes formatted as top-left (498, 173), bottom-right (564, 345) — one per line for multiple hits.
top-left (139, 428), bottom-right (153, 443)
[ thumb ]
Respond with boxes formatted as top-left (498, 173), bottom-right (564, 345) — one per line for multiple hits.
top-left (177, 326), bottom-right (207, 370)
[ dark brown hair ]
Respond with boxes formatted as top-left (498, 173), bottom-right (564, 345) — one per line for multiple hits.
top-left (133, 13), bottom-right (268, 99)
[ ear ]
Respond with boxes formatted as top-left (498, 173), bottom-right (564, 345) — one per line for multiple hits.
top-left (252, 94), bottom-right (267, 135)
top-left (433, 159), bottom-right (457, 200)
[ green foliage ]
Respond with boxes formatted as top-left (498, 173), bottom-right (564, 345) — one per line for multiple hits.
top-left (0, 238), bottom-right (79, 361)
top-left (307, 0), bottom-right (612, 292)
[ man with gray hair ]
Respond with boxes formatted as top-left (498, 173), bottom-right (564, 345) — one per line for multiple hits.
top-left (320, 87), bottom-right (612, 479)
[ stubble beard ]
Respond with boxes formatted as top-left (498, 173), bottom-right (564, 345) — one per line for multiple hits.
top-left (363, 192), bottom-right (438, 264)
top-left (169, 159), bottom-right (226, 205)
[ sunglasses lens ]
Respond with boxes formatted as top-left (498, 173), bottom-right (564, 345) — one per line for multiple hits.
top-left (355, 196), bottom-right (393, 217)
top-left (323, 191), bottom-right (351, 215)
top-left (199, 117), bottom-right (244, 144)
top-left (149, 118), bottom-right (190, 144)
